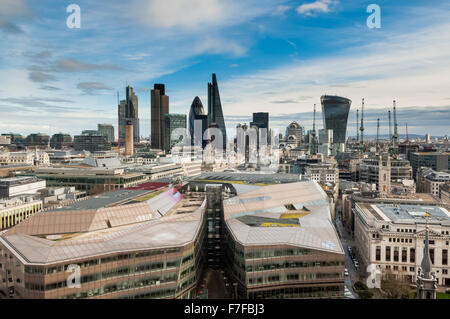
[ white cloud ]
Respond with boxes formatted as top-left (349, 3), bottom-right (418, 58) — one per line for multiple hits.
top-left (0, 0), bottom-right (30, 18)
top-left (296, 0), bottom-right (337, 16)
top-left (216, 22), bottom-right (450, 134)
top-left (273, 5), bottom-right (291, 16)
top-left (132, 0), bottom-right (274, 30)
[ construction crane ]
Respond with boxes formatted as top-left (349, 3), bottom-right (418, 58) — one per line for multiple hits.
top-left (388, 110), bottom-right (392, 142)
top-left (392, 100), bottom-right (399, 158)
top-left (117, 91), bottom-right (121, 158)
top-left (406, 123), bottom-right (409, 144)
top-left (360, 98), bottom-right (365, 152)
top-left (356, 109), bottom-right (359, 143)
top-left (376, 118), bottom-right (380, 153)
top-left (311, 104), bottom-right (317, 155)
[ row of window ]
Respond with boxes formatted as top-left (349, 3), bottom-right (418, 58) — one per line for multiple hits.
top-left (376, 246), bottom-right (448, 265)
top-left (248, 285), bottom-right (343, 299)
top-left (27, 248), bottom-right (184, 275)
top-left (245, 260), bottom-right (345, 272)
top-left (25, 258), bottom-right (193, 291)
top-left (61, 273), bottom-right (178, 299)
top-left (245, 248), bottom-right (312, 259)
top-left (247, 272), bottom-right (343, 286)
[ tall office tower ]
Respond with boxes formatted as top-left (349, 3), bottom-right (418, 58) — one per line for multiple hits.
top-left (119, 86), bottom-right (140, 145)
top-left (251, 112), bottom-right (269, 148)
top-left (207, 74), bottom-right (227, 150)
top-left (125, 120), bottom-right (134, 156)
top-left (188, 96), bottom-right (208, 148)
top-left (164, 114), bottom-right (187, 153)
top-left (286, 121), bottom-right (303, 147)
top-left (151, 84), bottom-right (170, 150)
top-left (97, 124), bottom-right (115, 143)
top-left (321, 95), bottom-right (352, 148)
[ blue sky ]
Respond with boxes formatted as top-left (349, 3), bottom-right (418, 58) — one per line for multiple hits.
top-left (0, 0), bottom-right (449, 138)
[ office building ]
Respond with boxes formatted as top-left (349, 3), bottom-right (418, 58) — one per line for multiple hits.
top-left (73, 131), bottom-right (111, 153)
top-left (207, 74), bottom-right (227, 150)
top-left (119, 86), bottom-right (140, 146)
top-left (27, 166), bottom-right (147, 193)
top-left (151, 84), bottom-right (169, 150)
top-left (164, 114), bottom-right (187, 153)
top-left (410, 152), bottom-right (450, 179)
top-left (321, 95), bottom-right (351, 146)
top-left (417, 167), bottom-right (450, 197)
top-left (0, 136), bottom-right (11, 145)
top-left (353, 197), bottom-right (450, 287)
top-left (0, 197), bottom-right (43, 231)
top-left (189, 96), bottom-right (208, 148)
top-left (50, 134), bottom-right (72, 149)
top-left (360, 154), bottom-right (413, 187)
top-left (286, 122), bottom-right (303, 148)
top-left (125, 121), bottom-right (134, 156)
top-left (25, 133), bottom-right (50, 148)
top-left (0, 181), bottom-right (345, 299)
top-left (0, 177), bottom-right (46, 199)
top-left (97, 124), bottom-right (115, 143)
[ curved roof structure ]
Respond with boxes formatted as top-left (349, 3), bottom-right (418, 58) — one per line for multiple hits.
top-left (223, 181), bottom-right (344, 254)
top-left (0, 189), bottom-right (205, 265)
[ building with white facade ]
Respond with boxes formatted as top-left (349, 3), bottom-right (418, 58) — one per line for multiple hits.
top-left (353, 197), bottom-right (450, 287)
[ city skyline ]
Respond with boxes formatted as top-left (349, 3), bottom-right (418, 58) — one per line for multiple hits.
top-left (0, 0), bottom-right (449, 137)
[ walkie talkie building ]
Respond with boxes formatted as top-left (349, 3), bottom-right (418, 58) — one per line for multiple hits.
top-left (320, 95), bottom-right (352, 145)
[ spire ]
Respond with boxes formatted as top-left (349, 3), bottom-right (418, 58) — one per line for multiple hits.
top-left (421, 212), bottom-right (432, 279)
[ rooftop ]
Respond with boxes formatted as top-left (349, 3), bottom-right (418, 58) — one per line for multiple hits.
top-left (223, 181), bottom-right (343, 254)
top-left (1, 188), bottom-right (205, 265)
top-left (358, 202), bottom-right (450, 225)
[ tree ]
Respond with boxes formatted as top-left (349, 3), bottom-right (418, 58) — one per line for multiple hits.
top-left (381, 269), bottom-right (412, 299)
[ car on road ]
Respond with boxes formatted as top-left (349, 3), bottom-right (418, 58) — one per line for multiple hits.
top-left (344, 268), bottom-right (349, 276)
top-left (347, 246), bottom-right (352, 252)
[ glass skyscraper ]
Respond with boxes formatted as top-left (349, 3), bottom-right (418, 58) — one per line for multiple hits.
top-left (207, 74), bottom-right (227, 150)
top-left (189, 96), bottom-right (208, 149)
top-left (119, 86), bottom-right (140, 145)
top-left (321, 95), bottom-right (352, 145)
top-left (164, 113), bottom-right (187, 153)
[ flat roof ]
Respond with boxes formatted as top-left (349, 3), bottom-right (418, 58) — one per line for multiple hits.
top-left (194, 172), bottom-right (301, 184)
top-left (358, 202), bottom-right (450, 225)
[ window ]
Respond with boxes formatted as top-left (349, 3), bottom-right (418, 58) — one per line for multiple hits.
top-left (443, 249), bottom-right (448, 266)
top-left (402, 248), bottom-right (407, 263)
top-left (386, 247), bottom-right (391, 262)
top-left (430, 249), bottom-right (435, 265)
top-left (410, 248), bottom-right (415, 263)
top-left (376, 246), bottom-right (381, 261)
top-left (394, 247), bottom-right (399, 262)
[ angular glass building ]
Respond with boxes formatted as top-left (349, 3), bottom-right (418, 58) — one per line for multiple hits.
top-left (207, 74), bottom-right (227, 150)
top-left (164, 113), bottom-right (187, 153)
top-left (188, 96), bottom-right (208, 148)
top-left (320, 95), bottom-right (352, 145)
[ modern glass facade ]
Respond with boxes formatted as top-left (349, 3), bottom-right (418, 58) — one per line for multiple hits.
top-left (321, 95), bottom-right (352, 145)
top-left (207, 74), bottom-right (227, 150)
top-left (151, 84), bottom-right (170, 150)
top-left (189, 96), bottom-right (208, 148)
top-left (119, 86), bottom-right (140, 145)
top-left (164, 113), bottom-right (187, 153)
